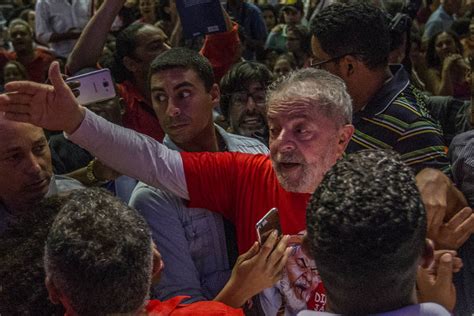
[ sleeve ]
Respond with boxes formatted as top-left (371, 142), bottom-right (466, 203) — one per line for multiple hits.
top-left (200, 23), bottom-right (240, 83)
top-left (249, 6), bottom-right (268, 41)
top-left (35, 0), bottom-right (53, 44)
top-left (395, 117), bottom-right (452, 175)
top-left (450, 132), bottom-right (474, 207)
top-left (181, 151), bottom-right (241, 222)
top-left (264, 31), bottom-right (277, 50)
top-left (129, 185), bottom-right (211, 302)
top-left (66, 109), bottom-right (189, 199)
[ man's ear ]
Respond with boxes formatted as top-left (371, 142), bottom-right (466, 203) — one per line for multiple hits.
top-left (420, 238), bottom-right (435, 268)
top-left (151, 244), bottom-right (164, 286)
top-left (341, 55), bottom-right (359, 77)
top-left (336, 124), bottom-right (355, 156)
top-left (210, 83), bottom-right (220, 109)
top-left (45, 276), bottom-right (61, 305)
top-left (122, 56), bottom-right (138, 73)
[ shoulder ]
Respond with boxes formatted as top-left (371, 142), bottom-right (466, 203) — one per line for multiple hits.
top-left (221, 129), bottom-right (269, 154)
top-left (53, 174), bottom-right (85, 191)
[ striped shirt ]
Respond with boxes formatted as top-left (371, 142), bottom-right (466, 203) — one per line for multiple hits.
top-left (346, 65), bottom-right (451, 175)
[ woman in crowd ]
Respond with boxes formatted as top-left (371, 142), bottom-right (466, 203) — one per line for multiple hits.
top-left (424, 31), bottom-right (470, 99)
top-left (285, 24), bottom-right (311, 68)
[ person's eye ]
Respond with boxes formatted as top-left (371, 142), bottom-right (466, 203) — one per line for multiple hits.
top-left (4, 153), bottom-right (21, 162)
top-left (154, 93), bottom-right (167, 103)
top-left (179, 90), bottom-right (191, 99)
top-left (33, 145), bottom-right (46, 155)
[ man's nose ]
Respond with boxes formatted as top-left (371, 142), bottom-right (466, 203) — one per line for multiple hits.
top-left (25, 153), bottom-right (42, 174)
top-left (246, 95), bottom-right (257, 111)
top-left (166, 100), bottom-right (181, 117)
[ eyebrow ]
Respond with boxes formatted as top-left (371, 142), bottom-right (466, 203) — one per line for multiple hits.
top-left (151, 81), bottom-right (195, 93)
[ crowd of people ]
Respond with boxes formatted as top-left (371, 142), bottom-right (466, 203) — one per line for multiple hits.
top-left (0, 0), bottom-right (473, 315)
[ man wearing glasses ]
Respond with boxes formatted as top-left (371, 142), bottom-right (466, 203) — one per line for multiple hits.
top-left (309, 2), bottom-right (473, 280)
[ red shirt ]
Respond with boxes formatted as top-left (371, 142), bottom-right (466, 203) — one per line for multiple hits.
top-left (182, 152), bottom-right (310, 254)
top-left (146, 296), bottom-right (244, 315)
top-left (117, 80), bottom-right (164, 142)
top-left (0, 48), bottom-right (55, 83)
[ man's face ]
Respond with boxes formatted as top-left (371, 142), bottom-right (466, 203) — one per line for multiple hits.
top-left (286, 30), bottom-right (301, 53)
top-left (286, 245), bottom-right (320, 302)
top-left (128, 25), bottom-right (170, 81)
top-left (273, 59), bottom-right (293, 78)
top-left (228, 81), bottom-right (268, 138)
top-left (139, 0), bottom-right (155, 16)
top-left (268, 100), bottom-right (346, 193)
top-left (10, 24), bottom-right (33, 53)
top-left (3, 63), bottom-right (25, 83)
top-left (150, 68), bottom-right (218, 144)
top-left (311, 36), bottom-right (344, 77)
top-left (283, 8), bottom-right (302, 26)
top-left (0, 122), bottom-right (52, 212)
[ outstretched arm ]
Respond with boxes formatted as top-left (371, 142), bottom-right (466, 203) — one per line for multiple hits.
top-left (0, 62), bottom-right (189, 199)
top-left (67, 0), bottom-right (125, 74)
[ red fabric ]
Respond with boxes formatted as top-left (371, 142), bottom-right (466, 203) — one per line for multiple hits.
top-left (117, 80), bottom-right (164, 142)
top-left (146, 297), bottom-right (244, 315)
top-left (1, 48), bottom-right (55, 83)
top-left (200, 23), bottom-right (240, 83)
top-left (182, 152), bottom-right (311, 254)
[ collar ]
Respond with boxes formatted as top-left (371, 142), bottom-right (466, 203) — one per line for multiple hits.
top-left (163, 124), bottom-right (229, 152)
top-left (355, 64), bottom-right (410, 121)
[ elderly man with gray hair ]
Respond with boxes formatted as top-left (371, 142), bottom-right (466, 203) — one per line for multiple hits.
top-left (0, 64), bottom-right (354, 312)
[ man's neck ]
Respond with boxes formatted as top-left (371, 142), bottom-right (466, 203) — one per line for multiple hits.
top-left (172, 124), bottom-right (221, 152)
top-left (351, 66), bottom-right (393, 112)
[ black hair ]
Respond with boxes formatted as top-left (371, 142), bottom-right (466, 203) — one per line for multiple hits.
top-left (219, 61), bottom-right (273, 119)
top-left (310, 2), bottom-right (391, 69)
top-left (0, 195), bottom-right (66, 315)
top-left (306, 149), bottom-right (426, 315)
top-left (259, 4), bottom-right (278, 23)
top-left (149, 47), bottom-right (215, 91)
top-left (426, 30), bottom-right (463, 69)
top-left (45, 188), bottom-right (153, 315)
top-left (450, 18), bottom-right (470, 38)
top-left (287, 24), bottom-right (311, 54)
top-left (110, 22), bottom-right (147, 83)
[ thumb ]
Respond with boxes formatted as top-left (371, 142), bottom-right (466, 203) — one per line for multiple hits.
top-left (238, 242), bottom-right (259, 262)
top-left (436, 253), bottom-right (454, 288)
top-left (48, 62), bottom-right (73, 96)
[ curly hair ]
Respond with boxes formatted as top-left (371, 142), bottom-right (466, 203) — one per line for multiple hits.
top-left (310, 2), bottom-right (391, 69)
top-left (44, 188), bottom-right (153, 315)
top-left (306, 149), bottom-right (426, 314)
top-left (0, 195), bottom-right (66, 315)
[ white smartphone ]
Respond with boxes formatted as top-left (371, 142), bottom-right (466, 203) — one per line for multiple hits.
top-left (256, 207), bottom-right (282, 245)
top-left (66, 69), bottom-right (116, 105)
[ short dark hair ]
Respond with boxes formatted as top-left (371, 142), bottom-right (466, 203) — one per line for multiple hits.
top-left (149, 47), bottom-right (215, 91)
top-left (111, 22), bottom-right (148, 83)
top-left (310, 2), bottom-right (391, 69)
top-left (306, 149), bottom-right (426, 314)
top-left (44, 188), bottom-right (153, 315)
top-left (426, 31), bottom-right (463, 69)
top-left (219, 61), bottom-right (273, 119)
top-left (0, 195), bottom-right (65, 315)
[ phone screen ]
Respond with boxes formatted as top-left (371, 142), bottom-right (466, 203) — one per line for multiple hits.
top-left (256, 207), bottom-right (282, 244)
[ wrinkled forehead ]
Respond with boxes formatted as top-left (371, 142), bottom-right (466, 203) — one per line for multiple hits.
top-left (0, 119), bottom-right (45, 145)
top-left (267, 98), bottom-right (317, 120)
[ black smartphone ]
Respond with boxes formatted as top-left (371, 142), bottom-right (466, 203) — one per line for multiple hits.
top-left (256, 207), bottom-right (282, 245)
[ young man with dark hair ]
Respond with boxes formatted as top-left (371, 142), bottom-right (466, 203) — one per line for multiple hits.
top-left (310, 2), bottom-right (473, 252)
top-left (302, 150), bottom-right (457, 315)
top-left (129, 48), bottom-right (270, 304)
top-left (219, 61), bottom-right (273, 144)
top-left (44, 188), bottom-right (287, 315)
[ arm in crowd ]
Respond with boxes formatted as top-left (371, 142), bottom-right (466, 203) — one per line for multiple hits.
top-left (66, 0), bottom-right (124, 74)
top-left (416, 168), bottom-right (474, 250)
top-left (0, 62), bottom-right (189, 200)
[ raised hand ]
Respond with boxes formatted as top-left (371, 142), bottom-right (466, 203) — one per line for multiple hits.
top-left (0, 62), bottom-right (85, 134)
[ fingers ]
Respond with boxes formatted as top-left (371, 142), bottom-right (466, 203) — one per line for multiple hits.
top-left (238, 242), bottom-right (260, 262)
top-left (4, 80), bottom-right (47, 95)
top-left (435, 253), bottom-right (454, 289)
top-left (259, 230), bottom-right (279, 258)
top-left (267, 235), bottom-right (290, 264)
top-left (2, 111), bottom-right (31, 123)
top-left (273, 247), bottom-right (292, 277)
top-left (447, 207), bottom-right (472, 230)
top-left (454, 212), bottom-right (474, 247)
top-left (49, 62), bottom-right (76, 99)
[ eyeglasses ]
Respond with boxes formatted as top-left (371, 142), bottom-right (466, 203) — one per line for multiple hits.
top-left (310, 53), bottom-right (356, 69)
top-left (230, 90), bottom-right (266, 107)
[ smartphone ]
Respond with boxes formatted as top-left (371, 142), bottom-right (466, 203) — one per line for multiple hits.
top-left (256, 207), bottom-right (282, 245)
top-left (66, 69), bottom-right (116, 105)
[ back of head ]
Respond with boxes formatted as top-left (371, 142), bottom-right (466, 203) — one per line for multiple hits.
top-left (149, 47), bottom-right (215, 91)
top-left (310, 2), bottom-right (391, 69)
top-left (44, 188), bottom-right (153, 316)
top-left (306, 150), bottom-right (426, 314)
top-left (219, 61), bottom-right (273, 119)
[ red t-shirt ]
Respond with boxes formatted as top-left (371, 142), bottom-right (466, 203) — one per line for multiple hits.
top-left (8, 48), bottom-right (55, 83)
top-left (182, 152), bottom-right (310, 254)
top-left (146, 296), bottom-right (244, 315)
top-left (117, 80), bottom-right (164, 142)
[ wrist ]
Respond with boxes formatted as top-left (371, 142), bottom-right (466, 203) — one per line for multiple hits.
top-left (66, 106), bottom-right (86, 135)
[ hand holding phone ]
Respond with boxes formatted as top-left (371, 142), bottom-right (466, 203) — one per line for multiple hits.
top-left (256, 207), bottom-right (282, 244)
top-left (65, 69), bottom-right (116, 105)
